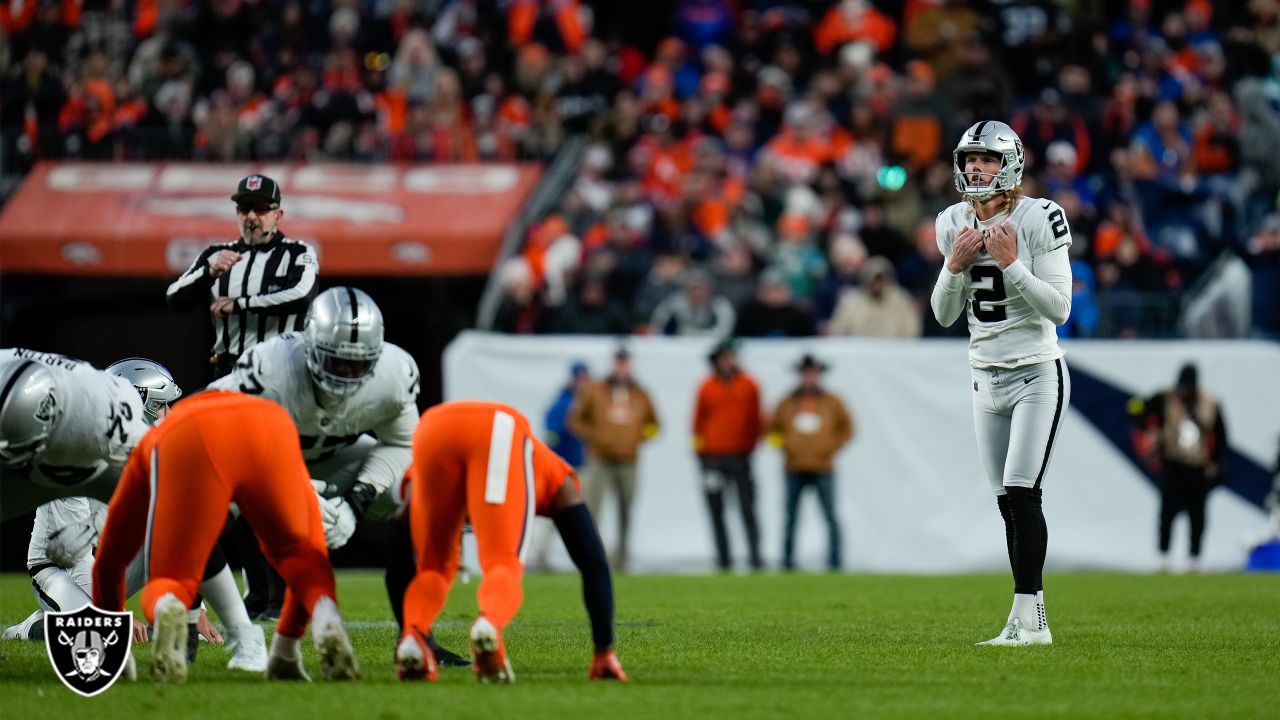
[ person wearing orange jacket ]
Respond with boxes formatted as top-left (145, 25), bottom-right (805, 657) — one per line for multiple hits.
top-left (693, 338), bottom-right (764, 571)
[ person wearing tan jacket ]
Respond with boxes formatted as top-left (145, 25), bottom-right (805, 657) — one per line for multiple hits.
top-left (769, 354), bottom-right (854, 570)
top-left (827, 256), bottom-right (922, 337)
top-left (568, 346), bottom-right (659, 572)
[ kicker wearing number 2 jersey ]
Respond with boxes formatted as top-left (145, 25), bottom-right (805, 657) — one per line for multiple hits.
top-left (931, 120), bottom-right (1072, 649)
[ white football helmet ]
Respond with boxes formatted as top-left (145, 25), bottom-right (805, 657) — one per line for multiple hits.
top-left (304, 287), bottom-right (384, 397)
top-left (106, 357), bottom-right (182, 423)
top-left (953, 120), bottom-right (1025, 202)
top-left (0, 359), bottom-right (62, 467)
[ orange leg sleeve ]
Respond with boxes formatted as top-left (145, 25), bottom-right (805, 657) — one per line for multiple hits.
top-left (402, 448), bottom-right (467, 641)
top-left (234, 434), bottom-right (335, 640)
top-left (465, 440), bottom-right (532, 630)
top-left (138, 439), bottom-right (233, 623)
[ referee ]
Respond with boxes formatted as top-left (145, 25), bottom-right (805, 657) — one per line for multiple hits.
top-left (166, 174), bottom-right (318, 620)
top-left (167, 174), bottom-right (318, 379)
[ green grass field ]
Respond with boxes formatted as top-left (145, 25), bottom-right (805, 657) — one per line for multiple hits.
top-left (1, 570), bottom-right (1277, 719)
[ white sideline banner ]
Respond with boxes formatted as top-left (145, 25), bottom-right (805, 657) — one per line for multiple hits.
top-left (444, 332), bottom-right (1278, 574)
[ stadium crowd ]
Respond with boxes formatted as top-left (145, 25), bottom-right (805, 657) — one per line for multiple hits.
top-left (3, 0), bottom-right (1279, 338)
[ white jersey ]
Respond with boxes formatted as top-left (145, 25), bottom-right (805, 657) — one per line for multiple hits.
top-left (934, 196), bottom-right (1072, 368)
top-left (209, 333), bottom-right (419, 495)
top-left (0, 349), bottom-right (149, 489)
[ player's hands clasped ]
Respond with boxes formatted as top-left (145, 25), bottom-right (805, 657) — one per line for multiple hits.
top-left (986, 222), bottom-right (1018, 269)
top-left (320, 496), bottom-right (358, 549)
top-left (947, 226), bottom-right (985, 274)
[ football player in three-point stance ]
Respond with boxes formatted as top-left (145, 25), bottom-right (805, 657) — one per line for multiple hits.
top-left (395, 401), bottom-right (626, 684)
top-left (209, 286), bottom-right (467, 667)
top-left (931, 121), bottom-right (1073, 646)
top-left (0, 351), bottom-right (267, 671)
top-left (92, 390), bottom-right (359, 683)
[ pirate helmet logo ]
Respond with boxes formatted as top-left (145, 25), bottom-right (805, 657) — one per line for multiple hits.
top-left (45, 604), bottom-right (133, 696)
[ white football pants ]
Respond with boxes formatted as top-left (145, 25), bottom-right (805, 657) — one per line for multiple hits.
top-left (970, 358), bottom-right (1070, 495)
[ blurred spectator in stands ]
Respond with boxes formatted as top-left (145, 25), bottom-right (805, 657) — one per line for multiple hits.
top-left (633, 251), bottom-right (689, 325)
top-left (903, 0), bottom-right (983, 80)
top-left (831, 102), bottom-right (885, 187)
top-left (1011, 88), bottom-right (1091, 176)
top-left (1245, 213), bottom-right (1280, 340)
top-left (693, 338), bottom-right (764, 572)
top-left (648, 267), bottom-right (736, 337)
top-left (943, 37), bottom-right (1013, 130)
top-left (1094, 201), bottom-right (1178, 293)
top-left (887, 60), bottom-right (950, 173)
top-left (814, 232), bottom-right (868, 330)
top-left (1234, 78), bottom-right (1280, 234)
top-left (1053, 188), bottom-right (1096, 262)
top-left (542, 232), bottom-right (584, 309)
top-left (569, 345), bottom-right (659, 572)
top-left (492, 257), bottom-right (546, 334)
top-left (550, 273), bottom-right (630, 335)
top-left (389, 28), bottom-right (440, 106)
top-left (711, 241), bottom-right (758, 313)
top-left (1059, 260), bottom-right (1101, 339)
top-left (987, 0), bottom-right (1067, 97)
top-left (575, 144), bottom-right (617, 216)
top-left (857, 198), bottom-right (910, 266)
top-left (814, 0), bottom-right (896, 57)
top-left (827, 255), bottom-right (921, 338)
top-left (2, 49), bottom-right (67, 172)
top-left (1043, 141), bottom-right (1096, 213)
top-left (1130, 363), bottom-right (1229, 573)
top-left (770, 212), bottom-right (829, 307)
top-left (769, 353), bottom-right (854, 571)
top-left (507, 0), bottom-right (587, 55)
top-left (734, 268), bottom-right (816, 338)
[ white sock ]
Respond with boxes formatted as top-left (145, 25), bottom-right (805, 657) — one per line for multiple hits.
top-left (1035, 591), bottom-right (1048, 630)
top-left (186, 608), bottom-right (201, 623)
top-left (1012, 593), bottom-right (1038, 629)
top-left (200, 565), bottom-right (253, 631)
top-left (270, 632), bottom-right (301, 659)
top-left (311, 596), bottom-right (339, 628)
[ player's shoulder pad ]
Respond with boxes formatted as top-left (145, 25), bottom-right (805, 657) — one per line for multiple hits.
top-left (1020, 196), bottom-right (1072, 255)
top-left (378, 343), bottom-right (420, 400)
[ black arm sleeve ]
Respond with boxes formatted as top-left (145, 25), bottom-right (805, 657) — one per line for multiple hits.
top-left (553, 502), bottom-right (614, 651)
top-left (344, 482), bottom-right (380, 519)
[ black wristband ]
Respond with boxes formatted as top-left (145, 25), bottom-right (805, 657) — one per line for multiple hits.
top-left (344, 482), bottom-right (379, 518)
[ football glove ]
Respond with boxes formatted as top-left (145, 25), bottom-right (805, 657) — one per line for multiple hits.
top-left (320, 496), bottom-right (358, 549)
top-left (46, 520), bottom-right (98, 568)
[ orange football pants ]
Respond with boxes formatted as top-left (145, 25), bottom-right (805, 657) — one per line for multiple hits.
top-left (402, 402), bottom-right (538, 641)
top-left (93, 391), bottom-right (335, 639)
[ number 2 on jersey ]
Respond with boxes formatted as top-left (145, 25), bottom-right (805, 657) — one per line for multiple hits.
top-left (969, 266), bottom-right (1007, 322)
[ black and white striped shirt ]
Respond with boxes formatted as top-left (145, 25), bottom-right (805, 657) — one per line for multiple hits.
top-left (166, 232), bottom-right (318, 362)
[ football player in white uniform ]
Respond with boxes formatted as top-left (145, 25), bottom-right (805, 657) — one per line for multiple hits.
top-left (931, 121), bottom-right (1072, 646)
top-left (0, 352), bottom-right (267, 671)
top-left (210, 287), bottom-right (418, 543)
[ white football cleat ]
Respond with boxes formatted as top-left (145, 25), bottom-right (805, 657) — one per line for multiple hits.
top-left (226, 623), bottom-right (267, 672)
top-left (977, 618), bottom-right (1053, 646)
top-left (469, 616), bottom-right (514, 684)
top-left (2, 610), bottom-right (44, 640)
top-left (311, 597), bottom-right (360, 681)
top-left (151, 593), bottom-right (189, 682)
